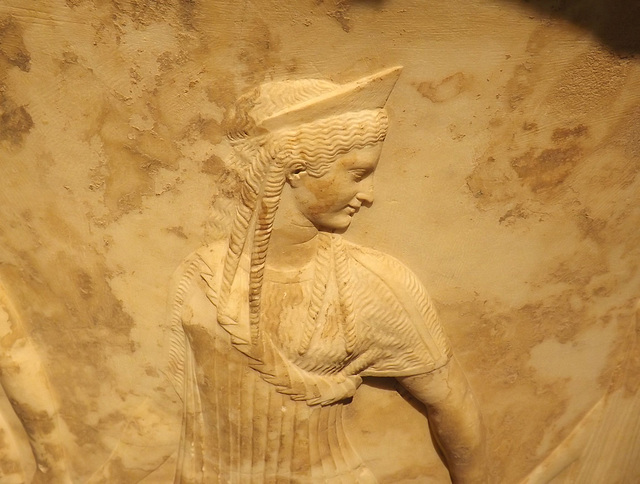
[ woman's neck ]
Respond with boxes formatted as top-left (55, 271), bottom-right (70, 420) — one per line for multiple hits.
top-left (267, 188), bottom-right (320, 270)
top-left (268, 224), bottom-right (319, 269)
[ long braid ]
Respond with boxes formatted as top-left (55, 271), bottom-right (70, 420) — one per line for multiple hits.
top-left (298, 233), bottom-right (332, 355)
top-left (248, 159), bottom-right (287, 345)
top-left (218, 144), bottom-right (269, 323)
top-left (334, 236), bottom-right (358, 354)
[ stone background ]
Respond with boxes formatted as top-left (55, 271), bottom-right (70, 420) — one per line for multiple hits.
top-left (0, 0), bottom-right (638, 482)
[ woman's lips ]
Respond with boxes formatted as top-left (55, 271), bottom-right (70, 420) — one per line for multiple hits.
top-left (345, 205), bottom-right (360, 215)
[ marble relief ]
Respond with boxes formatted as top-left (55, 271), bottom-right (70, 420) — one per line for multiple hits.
top-left (0, 0), bottom-right (639, 483)
top-left (167, 68), bottom-right (486, 483)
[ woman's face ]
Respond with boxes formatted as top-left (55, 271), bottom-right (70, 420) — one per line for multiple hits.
top-left (289, 143), bottom-right (383, 232)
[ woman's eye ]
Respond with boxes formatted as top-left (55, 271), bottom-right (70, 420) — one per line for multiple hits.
top-left (350, 170), bottom-right (367, 182)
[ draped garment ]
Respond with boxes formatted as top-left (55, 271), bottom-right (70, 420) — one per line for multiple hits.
top-left (168, 234), bottom-right (452, 483)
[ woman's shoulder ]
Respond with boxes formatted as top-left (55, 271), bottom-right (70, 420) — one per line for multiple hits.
top-left (168, 239), bottom-right (228, 302)
top-left (341, 238), bottom-right (421, 287)
top-left (339, 238), bottom-right (453, 376)
top-left (172, 240), bottom-right (227, 276)
top-left (341, 238), bottom-right (440, 327)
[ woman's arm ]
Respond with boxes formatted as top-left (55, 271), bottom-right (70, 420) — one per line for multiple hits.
top-left (397, 357), bottom-right (487, 484)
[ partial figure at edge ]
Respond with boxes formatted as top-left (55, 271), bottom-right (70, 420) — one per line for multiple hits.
top-left (0, 281), bottom-right (72, 483)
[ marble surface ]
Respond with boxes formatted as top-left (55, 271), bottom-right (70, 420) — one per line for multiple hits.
top-left (0, 0), bottom-right (638, 482)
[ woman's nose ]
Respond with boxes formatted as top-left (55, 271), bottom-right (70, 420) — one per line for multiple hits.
top-left (355, 183), bottom-right (374, 205)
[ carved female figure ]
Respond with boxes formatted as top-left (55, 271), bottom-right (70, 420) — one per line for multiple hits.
top-left (169, 67), bottom-right (486, 483)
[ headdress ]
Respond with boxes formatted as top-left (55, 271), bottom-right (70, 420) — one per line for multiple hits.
top-left (258, 66), bottom-right (402, 132)
top-left (227, 66), bottom-right (402, 142)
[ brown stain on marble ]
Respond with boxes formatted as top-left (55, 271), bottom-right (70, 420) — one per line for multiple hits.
top-left (8, 401), bottom-right (56, 436)
top-left (156, 50), bottom-right (190, 76)
top-left (468, 27), bottom-right (633, 211)
top-left (596, 298), bottom-right (640, 392)
top-left (444, 147), bottom-right (639, 480)
top-left (503, 22), bottom-right (580, 112)
top-left (22, 236), bottom-right (136, 337)
top-left (498, 203), bottom-right (536, 226)
top-left (0, 15), bottom-right (30, 72)
top-left (551, 124), bottom-right (589, 143)
top-left (165, 226), bottom-right (188, 239)
top-left (0, 427), bottom-right (21, 476)
top-left (417, 72), bottom-right (469, 103)
top-left (0, 16), bottom-right (34, 147)
top-left (201, 153), bottom-right (225, 176)
top-left (76, 270), bottom-right (94, 299)
top-left (544, 247), bottom-right (639, 396)
top-left (144, 365), bottom-right (159, 377)
top-left (206, 72), bottom-right (239, 112)
top-left (235, 18), bottom-right (283, 84)
top-left (44, 207), bottom-right (85, 247)
top-left (505, 63), bottom-right (535, 110)
top-left (0, 99), bottom-right (33, 147)
top-left (509, 145), bottom-right (582, 193)
top-left (96, 104), bottom-right (181, 219)
top-left (43, 2), bottom-right (214, 220)
top-left (127, 130), bottom-right (180, 170)
top-left (466, 155), bottom-right (520, 204)
top-left (202, 153), bottom-right (243, 199)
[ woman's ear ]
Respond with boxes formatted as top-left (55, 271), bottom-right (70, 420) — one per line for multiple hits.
top-left (286, 161), bottom-right (306, 188)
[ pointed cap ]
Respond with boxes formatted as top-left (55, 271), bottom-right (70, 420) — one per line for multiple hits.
top-left (257, 66), bottom-right (402, 133)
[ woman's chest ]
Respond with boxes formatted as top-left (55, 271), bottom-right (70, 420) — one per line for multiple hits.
top-left (258, 278), bottom-right (357, 372)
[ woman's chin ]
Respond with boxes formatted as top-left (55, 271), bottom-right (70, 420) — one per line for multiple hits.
top-left (316, 215), bottom-right (354, 233)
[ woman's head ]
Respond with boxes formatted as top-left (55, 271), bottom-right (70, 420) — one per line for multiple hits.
top-left (225, 79), bottom-right (390, 230)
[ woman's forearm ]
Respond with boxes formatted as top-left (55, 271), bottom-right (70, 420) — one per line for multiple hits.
top-left (427, 384), bottom-right (486, 482)
top-left (398, 357), bottom-right (487, 483)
